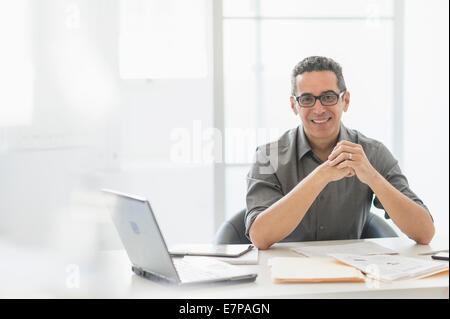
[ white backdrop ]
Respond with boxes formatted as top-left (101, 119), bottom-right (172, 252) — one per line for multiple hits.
top-left (0, 0), bottom-right (447, 255)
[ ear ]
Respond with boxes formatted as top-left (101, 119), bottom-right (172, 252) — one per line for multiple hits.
top-left (343, 91), bottom-right (350, 112)
top-left (290, 96), bottom-right (299, 115)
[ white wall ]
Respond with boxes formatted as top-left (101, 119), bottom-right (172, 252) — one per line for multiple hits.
top-left (403, 0), bottom-right (449, 237)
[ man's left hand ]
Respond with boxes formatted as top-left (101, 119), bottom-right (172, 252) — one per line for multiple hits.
top-left (327, 140), bottom-right (379, 185)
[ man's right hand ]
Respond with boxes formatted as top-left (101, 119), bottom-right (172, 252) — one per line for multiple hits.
top-left (316, 160), bottom-right (355, 183)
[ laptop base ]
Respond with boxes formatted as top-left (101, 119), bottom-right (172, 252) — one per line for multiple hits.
top-left (132, 266), bottom-right (257, 287)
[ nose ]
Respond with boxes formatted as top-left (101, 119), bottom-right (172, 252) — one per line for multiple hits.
top-left (312, 99), bottom-right (327, 114)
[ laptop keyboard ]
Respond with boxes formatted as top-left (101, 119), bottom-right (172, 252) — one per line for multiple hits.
top-left (173, 258), bottom-right (229, 282)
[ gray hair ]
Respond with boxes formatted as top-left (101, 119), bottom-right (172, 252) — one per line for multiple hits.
top-left (291, 56), bottom-right (347, 96)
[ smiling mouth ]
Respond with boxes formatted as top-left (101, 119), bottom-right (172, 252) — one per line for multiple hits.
top-left (311, 117), bottom-right (331, 124)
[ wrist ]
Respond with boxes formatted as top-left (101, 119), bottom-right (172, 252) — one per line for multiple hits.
top-left (313, 164), bottom-right (331, 187)
top-left (367, 169), bottom-right (384, 190)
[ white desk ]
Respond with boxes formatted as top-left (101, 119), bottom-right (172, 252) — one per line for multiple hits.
top-left (1, 236), bottom-right (448, 298)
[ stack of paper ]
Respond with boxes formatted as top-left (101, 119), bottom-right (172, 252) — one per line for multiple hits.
top-left (269, 257), bottom-right (366, 283)
top-left (330, 253), bottom-right (449, 282)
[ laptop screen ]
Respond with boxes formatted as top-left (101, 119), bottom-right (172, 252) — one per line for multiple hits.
top-left (104, 189), bottom-right (180, 283)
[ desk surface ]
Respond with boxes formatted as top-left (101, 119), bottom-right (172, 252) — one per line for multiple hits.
top-left (1, 235), bottom-right (448, 298)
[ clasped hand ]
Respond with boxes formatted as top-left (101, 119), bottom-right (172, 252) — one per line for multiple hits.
top-left (323, 140), bottom-right (378, 185)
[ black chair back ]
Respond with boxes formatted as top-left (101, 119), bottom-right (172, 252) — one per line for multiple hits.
top-left (215, 209), bottom-right (251, 244)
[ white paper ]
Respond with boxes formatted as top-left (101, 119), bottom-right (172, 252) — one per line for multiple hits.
top-left (292, 241), bottom-right (397, 258)
top-left (329, 253), bottom-right (449, 281)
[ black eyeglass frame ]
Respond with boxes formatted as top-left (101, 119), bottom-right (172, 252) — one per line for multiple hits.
top-left (294, 90), bottom-right (346, 108)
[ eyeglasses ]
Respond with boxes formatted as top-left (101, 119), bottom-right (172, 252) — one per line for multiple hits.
top-left (294, 90), bottom-right (346, 108)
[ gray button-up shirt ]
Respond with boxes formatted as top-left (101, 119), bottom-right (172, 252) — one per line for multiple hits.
top-left (245, 122), bottom-right (430, 242)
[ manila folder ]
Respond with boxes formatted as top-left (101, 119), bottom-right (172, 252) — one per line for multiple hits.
top-left (269, 257), bottom-right (366, 283)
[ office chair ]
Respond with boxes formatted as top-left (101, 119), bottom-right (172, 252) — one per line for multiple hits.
top-left (361, 212), bottom-right (398, 239)
top-left (215, 209), bottom-right (251, 245)
top-left (215, 209), bottom-right (398, 245)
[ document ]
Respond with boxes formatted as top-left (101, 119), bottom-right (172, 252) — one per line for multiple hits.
top-left (329, 253), bottom-right (449, 282)
top-left (292, 241), bottom-right (397, 257)
top-left (269, 257), bottom-right (366, 283)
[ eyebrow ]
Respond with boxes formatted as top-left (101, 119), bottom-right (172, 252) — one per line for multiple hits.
top-left (299, 89), bottom-right (337, 96)
top-left (320, 90), bottom-right (338, 94)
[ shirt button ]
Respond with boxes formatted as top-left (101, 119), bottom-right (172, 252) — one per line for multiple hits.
top-left (319, 225), bottom-right (325, 231)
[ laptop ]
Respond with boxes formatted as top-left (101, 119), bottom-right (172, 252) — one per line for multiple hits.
top-left (102, 189), bottom-right (257, 285)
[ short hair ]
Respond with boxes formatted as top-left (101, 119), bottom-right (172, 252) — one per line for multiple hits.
top-left (291, 56), bottom-right (347, 96)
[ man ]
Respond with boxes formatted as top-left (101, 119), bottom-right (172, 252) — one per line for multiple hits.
top-left (245, 56), bottom-right (434, 250)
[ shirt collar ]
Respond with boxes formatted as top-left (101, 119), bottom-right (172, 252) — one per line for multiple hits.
top-left (297, 122), bottom-right (352, 161)
top-left (336, 122), bottom-right (352, 143)
top-left (296, 125), bottom-right (313, 160)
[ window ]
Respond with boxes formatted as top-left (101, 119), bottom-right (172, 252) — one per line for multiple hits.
top-left (119, 0), bottom-right (208, 79)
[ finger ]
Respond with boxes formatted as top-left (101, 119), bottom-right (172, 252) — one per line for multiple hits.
top-left (328, 145), bottom-right (359, 161)
top-left (346, 168), bottom-right (356, 177)
top-left (337, 159), bottom-right (355, 170)
top-left (328, 152), bottom-right (359, 166)
top-left (327, 152), bottom-right (348, 166)
top-left (336, 140), bottom-right (355, 146)
top-left (331, 144), bottom-right (360, 155)
top-left (336, 140), bottom-right (361, 149)
top-left (333, 141), bottom-right (363, 155)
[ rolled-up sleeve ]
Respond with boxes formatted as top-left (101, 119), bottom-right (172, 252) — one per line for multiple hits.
top-left (371, 142), bottom-right (432, 220)
top-left (245, 147), bottom-right (284, 240)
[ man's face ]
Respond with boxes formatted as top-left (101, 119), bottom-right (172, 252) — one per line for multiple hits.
top-left (290, 70), bottom-right (349, 144)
